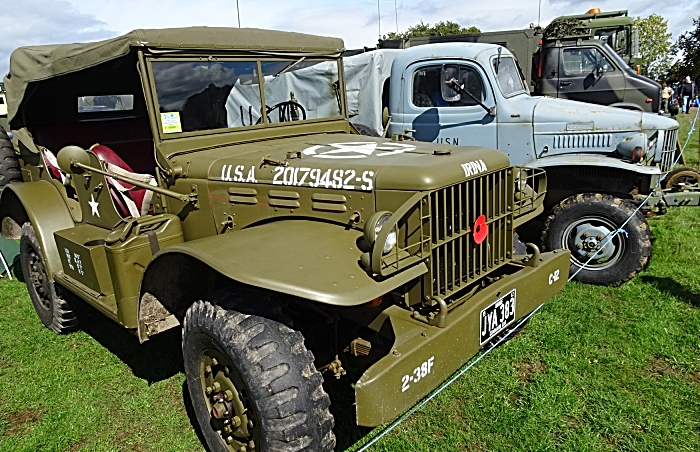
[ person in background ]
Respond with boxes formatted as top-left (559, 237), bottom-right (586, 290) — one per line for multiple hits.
top-left (661, 82), bottom-right (673, 113)
top-left (680, 76), bottom-right (696, 114)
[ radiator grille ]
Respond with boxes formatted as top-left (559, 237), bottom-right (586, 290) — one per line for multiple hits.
top-left (428, 169), bottom-right (513, 299)
top-left (552, 133), bottom-right (612, 149)
top-left (660, 129), bottom-right (678, 172)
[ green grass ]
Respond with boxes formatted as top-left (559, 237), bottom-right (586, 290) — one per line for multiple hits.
top-left (1, 117), bottom-right (699, 451)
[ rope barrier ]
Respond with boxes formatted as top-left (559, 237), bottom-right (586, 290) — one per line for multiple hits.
top-left (356, 108), bottom-right (700, 451)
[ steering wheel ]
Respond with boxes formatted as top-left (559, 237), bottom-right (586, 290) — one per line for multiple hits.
top-left (255, 100), bottom-right (307, 125)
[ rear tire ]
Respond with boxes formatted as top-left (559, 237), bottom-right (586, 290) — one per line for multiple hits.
top-left (0, 125), bottom-right (21, 192)
top-left (182, 298), bottom-right (335, 452)
top-left (19, 223), bottom-right (79, 333)
top-left (542, 193), bottom-right (651, 286)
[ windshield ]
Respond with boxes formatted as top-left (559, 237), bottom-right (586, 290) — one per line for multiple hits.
top-left (600, 42), bottom-right (632, 71)
top-left (151, 58), bottom-right (342, 134)
top-left (491, 56), bottom-right (527, 97)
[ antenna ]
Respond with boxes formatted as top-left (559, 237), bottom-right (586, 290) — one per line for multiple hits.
top-left (537, 0), bottom-right (541, 27)
top-left (378, 0), bottom-right (382, 40)
top-left (395, 0), bottom-right (398, 33)
top-left (236, 0), bottom-right (241, 28)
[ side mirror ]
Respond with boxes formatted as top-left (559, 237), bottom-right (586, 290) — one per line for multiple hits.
top-left (382, 107), bottom-right (390, 128)
top-left (57, 145), bottom-right (91, 174)
top-left (441, 66), bottom-right (461, 102)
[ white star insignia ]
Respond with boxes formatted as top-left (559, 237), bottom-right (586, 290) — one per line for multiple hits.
top-left (88, 194), bottom-right (100, 217)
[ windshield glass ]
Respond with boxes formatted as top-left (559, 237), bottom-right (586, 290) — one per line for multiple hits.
top-left (600, 42), bottom-right (631, 71)
top-left (151, 58), bottom-right (342, 134)
top-left (492, 56), bottom-right (526, 97)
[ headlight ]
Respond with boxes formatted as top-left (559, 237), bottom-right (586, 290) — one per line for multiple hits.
top-left (616, 132), bottom-right (647, 162)
top-left (364, 211), bottom-right (397, 255)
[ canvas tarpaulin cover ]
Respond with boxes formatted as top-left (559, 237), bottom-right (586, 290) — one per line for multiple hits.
top-left (4, 27), bottom-right (344, 122)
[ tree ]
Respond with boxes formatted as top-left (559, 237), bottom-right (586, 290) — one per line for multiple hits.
top-left (384, 20), bottom-right (480, 40)
top-left (634, 14), bottom-right (673, 80)
top-left (673, 16), bottom-right (700, 81)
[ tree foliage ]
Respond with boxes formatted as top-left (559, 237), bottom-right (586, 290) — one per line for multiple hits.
top-left (672, 16), bottom-right (700, 81)
top-left (634, 14), bottom-right (673, 80)
top-left (384, 20), bottom-right (480, 40)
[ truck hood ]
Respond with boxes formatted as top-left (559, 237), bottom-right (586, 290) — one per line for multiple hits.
top-left (532, 96), bottom-right (678, 134)
top-left (190, 134), bottom-right (510, 192)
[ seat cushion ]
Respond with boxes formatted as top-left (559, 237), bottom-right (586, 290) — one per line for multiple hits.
top-left (91, 144), bottom-right (154, 217)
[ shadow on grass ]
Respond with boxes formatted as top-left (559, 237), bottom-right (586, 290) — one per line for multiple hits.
top-left (640, 276), bottom-right (700, 308)
top-left (71, 297), bottom-right (184, 384)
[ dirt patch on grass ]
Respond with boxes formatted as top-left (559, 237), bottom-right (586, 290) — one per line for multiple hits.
top-left (2, 408), bottom-right (42, 436)
top-left (645, 356), bottom-right (683, 378)
top-left (515, 360), bottom-right (547, 382)
top-left (69, 436), bottom-right (90, 452)
top-left (646, 356), bottom-right (700, 385)
top-left (564, 415), bottom-right (580, 429)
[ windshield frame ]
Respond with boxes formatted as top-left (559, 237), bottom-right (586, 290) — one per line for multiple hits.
top-left (490, 54), bottom-right (528, 98)
top-left (145, 54), bottom-right (346, 140)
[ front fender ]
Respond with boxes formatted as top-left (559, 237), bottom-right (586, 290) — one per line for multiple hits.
top-left (143, 219), bottom-right (427, 307)
top-left (0, 181), bottom-right (74, 277)
top-left (527, 154), bottom-right (662, 175)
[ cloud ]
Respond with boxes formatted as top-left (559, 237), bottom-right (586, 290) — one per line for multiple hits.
top-left (1, 0), bottom-right (697, 81)
top-left (0, 1), bottom-right (116, 77)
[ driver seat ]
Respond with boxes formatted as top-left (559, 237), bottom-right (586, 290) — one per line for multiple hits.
top-left (90, 144), bottom-right (156, 218)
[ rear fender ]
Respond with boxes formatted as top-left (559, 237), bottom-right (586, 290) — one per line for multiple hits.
top-left (0, 181), bottom-right (74, 277)
top-left (137, 219), bottom-right (427, 341)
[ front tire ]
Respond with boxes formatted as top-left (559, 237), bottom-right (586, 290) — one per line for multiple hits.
top-left (182, 299), bottom-right (335, 452)
top-left (19, 223), bottom-right (79, 333)
top-left (542, 193), bottom-right (651, 286)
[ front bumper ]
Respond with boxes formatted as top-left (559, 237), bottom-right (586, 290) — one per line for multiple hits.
top-left (355, 248), bottom-right (570, 426)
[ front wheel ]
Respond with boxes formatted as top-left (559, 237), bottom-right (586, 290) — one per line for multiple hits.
top-left (542, 193), bottom-right (651, 286)
top-left (182, 299), bottom-right (335, 452)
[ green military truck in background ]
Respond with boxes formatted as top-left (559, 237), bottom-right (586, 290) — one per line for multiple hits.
top-left (0, 28), bottom-right (569, 451)
top-left (379, 9), bottom-right (661, 113)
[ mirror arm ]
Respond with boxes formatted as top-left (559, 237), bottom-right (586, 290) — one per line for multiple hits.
top-left (71, 161), bottom-right (197, 204)
top-left (447, 79), bottom-right (496, 116)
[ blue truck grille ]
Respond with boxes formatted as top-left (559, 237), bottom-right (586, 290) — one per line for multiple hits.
top-left (660, 129), bottom-right (678, 172)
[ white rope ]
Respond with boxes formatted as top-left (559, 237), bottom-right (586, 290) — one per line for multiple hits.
top-left (357, 109), bottom-right (700, 450)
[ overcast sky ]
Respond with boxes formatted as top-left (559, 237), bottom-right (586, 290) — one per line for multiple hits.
top-left (2, 0), bottom-right (699, 77)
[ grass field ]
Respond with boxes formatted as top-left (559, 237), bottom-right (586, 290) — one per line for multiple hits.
top-left (0, 113), bottom-right (699, 451)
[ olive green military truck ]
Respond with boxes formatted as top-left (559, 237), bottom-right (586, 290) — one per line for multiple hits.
top-left (0, 28), bottom-right (569, 451)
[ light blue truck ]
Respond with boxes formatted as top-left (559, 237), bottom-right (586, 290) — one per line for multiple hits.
top-left (344, 43), bottom-right (694, 286)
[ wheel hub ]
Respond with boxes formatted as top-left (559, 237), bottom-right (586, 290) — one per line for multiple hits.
top-left (572, 223), bottom-right (616, 261)
top-left (562, 216), bottom-right (625, 271)
top-left (201, 354), bottom-right (257, 451)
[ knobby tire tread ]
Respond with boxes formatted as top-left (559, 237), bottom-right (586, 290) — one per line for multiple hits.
top-left (183, 299), bottom-right (335, 452)
top-left (20, 223), bottom-right (79, 333)
top-left (541, 193), bottom-right (652, 286)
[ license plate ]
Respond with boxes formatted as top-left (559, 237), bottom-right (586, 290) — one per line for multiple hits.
top-left (479, 289), bottom-right (516, 344)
